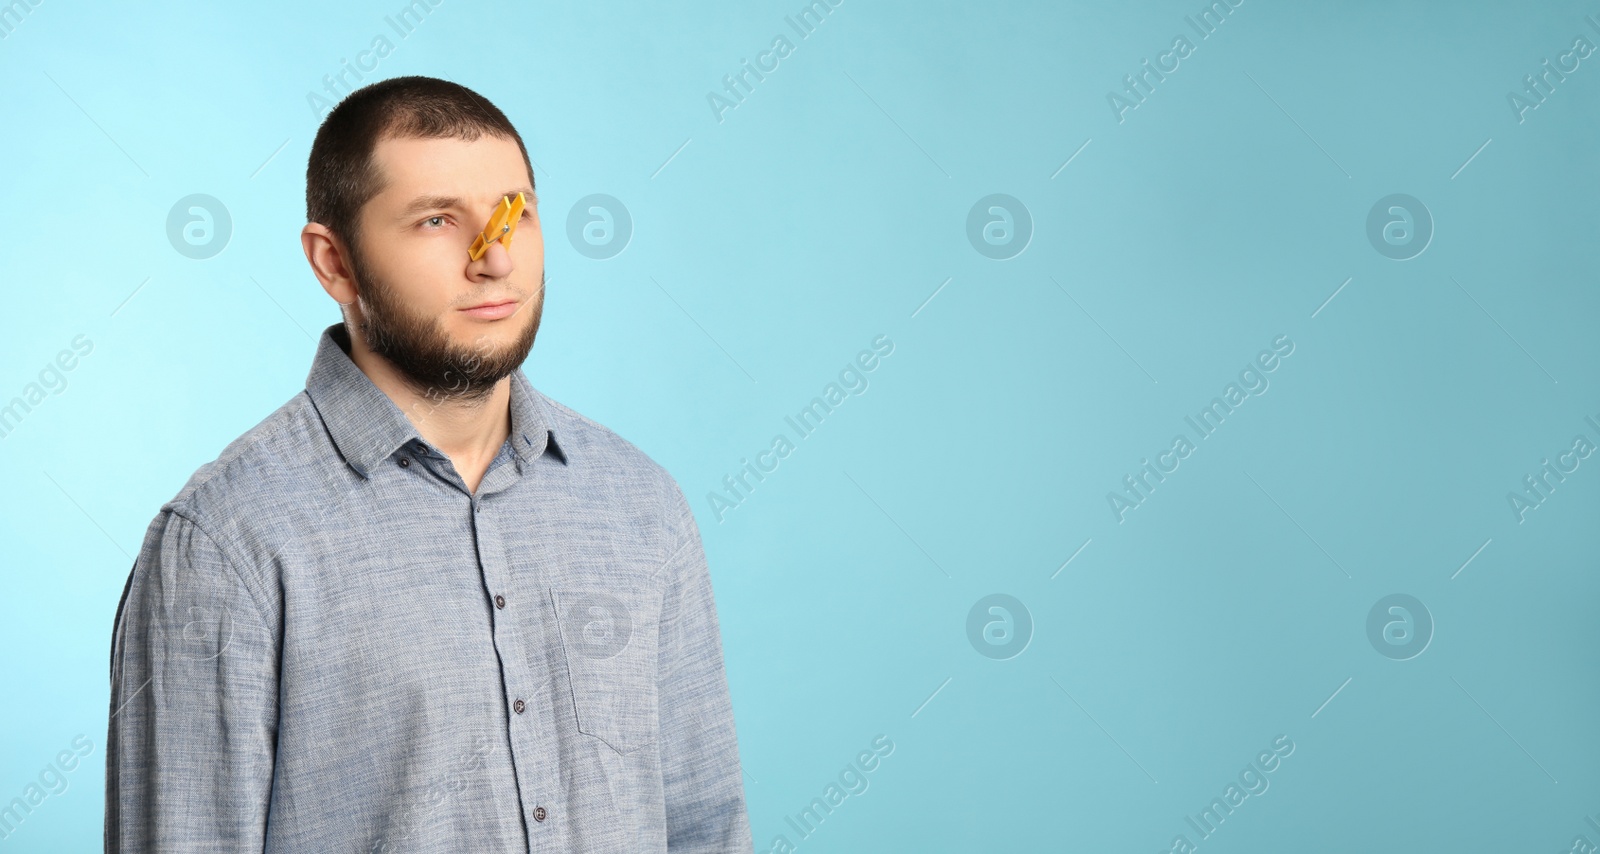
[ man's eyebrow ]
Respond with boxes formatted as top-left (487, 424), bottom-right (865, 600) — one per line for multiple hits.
top-left (396, 194), bottom-right (458, 220)
top-left (396, 188), bottom-right (537, 221)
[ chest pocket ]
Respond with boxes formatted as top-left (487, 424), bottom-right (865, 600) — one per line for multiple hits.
top-left (550, 585), bottom-right (663, 755)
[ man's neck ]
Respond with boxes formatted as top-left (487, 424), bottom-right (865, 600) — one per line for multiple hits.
top-left (344, 330), bottom-right (512, 493)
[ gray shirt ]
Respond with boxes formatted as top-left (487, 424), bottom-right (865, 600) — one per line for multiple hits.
top-left (105, 323), bottom-right (752, 853)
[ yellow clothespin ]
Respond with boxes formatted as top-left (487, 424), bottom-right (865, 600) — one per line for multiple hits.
top-left (467, 192), bottom-right (527, 261)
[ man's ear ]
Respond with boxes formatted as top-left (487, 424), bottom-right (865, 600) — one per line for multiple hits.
top-left (302, 222), bottom-right (358, 307)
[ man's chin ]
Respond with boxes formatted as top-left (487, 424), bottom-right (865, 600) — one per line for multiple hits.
top-left (447, 326), bottom-right (535, 366)
top-left (448, 324), bottom-right (539, 385)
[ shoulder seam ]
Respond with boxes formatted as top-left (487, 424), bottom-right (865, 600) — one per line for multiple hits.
top-left (649, 477), bottom-right (697, 582)
top-left (166, 506), bottom-right (278, 638)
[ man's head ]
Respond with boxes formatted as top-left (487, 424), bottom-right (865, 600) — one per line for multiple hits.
top-left (302, 76), bottom-right (543, 403)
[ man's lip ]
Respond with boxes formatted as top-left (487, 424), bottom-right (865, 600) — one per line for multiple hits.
top-left (460, 299), bottom-right (516, 310)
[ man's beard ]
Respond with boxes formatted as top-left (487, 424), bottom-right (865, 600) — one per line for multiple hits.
top-left (348, 243), bottom-right (543, 404)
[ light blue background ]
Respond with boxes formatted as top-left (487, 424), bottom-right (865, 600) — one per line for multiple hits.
top-left (2, 0), bottom-right (1598, 850)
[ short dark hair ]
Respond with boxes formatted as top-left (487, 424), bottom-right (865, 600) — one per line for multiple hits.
top-left (305, 75), bottom-right (535, 261)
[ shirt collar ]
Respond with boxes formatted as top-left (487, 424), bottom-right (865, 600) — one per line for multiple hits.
top-left (305, 322), bottom-right (566, 479)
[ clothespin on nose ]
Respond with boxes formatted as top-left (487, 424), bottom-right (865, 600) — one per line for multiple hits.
top-left (467, 192), bottom-right (528, 261)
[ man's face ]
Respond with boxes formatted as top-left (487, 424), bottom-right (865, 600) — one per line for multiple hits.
top-left (346, 133), bottom-right (544, 402)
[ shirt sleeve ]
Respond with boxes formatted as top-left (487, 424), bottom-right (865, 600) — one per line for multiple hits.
top-left (105, 508), bottom-right (279, 853)
top-left (656, 486), bottom-right (754, 853)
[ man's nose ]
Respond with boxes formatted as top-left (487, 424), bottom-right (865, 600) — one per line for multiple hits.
top-left (474, 239), bottom-right (513, 278)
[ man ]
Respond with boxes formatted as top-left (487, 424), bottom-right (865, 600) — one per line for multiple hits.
top-left (105, 76), bottom-right (753, 853)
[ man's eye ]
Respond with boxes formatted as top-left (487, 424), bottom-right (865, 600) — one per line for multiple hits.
top-left (424, 215), bottom-right (448, 228)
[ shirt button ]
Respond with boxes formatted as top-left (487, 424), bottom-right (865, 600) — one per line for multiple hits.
top-left (533, 806), bottom-right (547, 822)
top-left (494, 594), bottom-right (506, 609)
top-left (398, 458), bottom-right (410, 468)
top-left (513, 698), bottom-right (525, 714)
